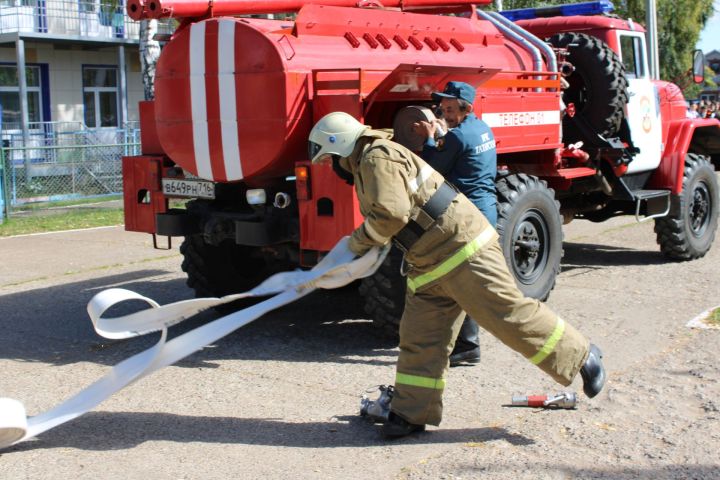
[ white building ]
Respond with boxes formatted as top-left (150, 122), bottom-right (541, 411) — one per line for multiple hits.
top-left (0, 0), bottom-right (172, 136)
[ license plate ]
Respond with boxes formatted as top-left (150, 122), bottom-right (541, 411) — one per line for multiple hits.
top-left (161, 178), bottom-right (216, 199)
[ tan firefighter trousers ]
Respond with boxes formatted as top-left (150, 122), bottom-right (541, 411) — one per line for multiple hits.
top-left (392, 240), bottom-right (590, 426)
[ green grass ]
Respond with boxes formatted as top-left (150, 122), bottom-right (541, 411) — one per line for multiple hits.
top-left (0, 198), bottom-right (189, 237)
top-left (705, 307), bottom-right (720, 326)
top-left (11, 195), bottom-right (123, 212)
top-left (0, 207), bottom-right (124, 237)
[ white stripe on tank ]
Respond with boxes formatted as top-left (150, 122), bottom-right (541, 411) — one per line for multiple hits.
top-left (190, 22), bottom-right (213, 180)
top-left (218, 20), bottom-right (243, 181)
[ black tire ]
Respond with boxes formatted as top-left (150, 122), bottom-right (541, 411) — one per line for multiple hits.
top-left (496, 174), bottom-right (563, 301)
top-left (359, 174), bottom-right (565, 334)
top-left (548, 32), bottom-right (629, 140)
top-left (359, 246), bottom-right (406, 339)
top-left (180, 235), bottom-right (275, 303)
top-left (654, 154), bottom-right (719, 260)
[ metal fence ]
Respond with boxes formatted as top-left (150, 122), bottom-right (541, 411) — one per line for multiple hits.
top-left (0, 127), bottom-right (139, 217)
top-left (0, 0), bottom-right (175, 39)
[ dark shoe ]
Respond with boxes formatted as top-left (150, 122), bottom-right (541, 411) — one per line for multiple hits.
top-left (450, 316), bottom-right (480, 367)
top-left (580, 344), bottom-right (606, 398)
top-left (381, 412), bottom-right (425, 438)
top-left (449, 346), bottom-right (481, 367)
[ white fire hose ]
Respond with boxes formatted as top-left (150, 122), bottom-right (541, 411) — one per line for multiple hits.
top-left (0, 237), bottom-right (389, 449)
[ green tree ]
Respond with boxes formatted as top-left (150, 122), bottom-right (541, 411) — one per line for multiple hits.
top-left (499, 0), bottom-right (564, 10)
top-left (705, 65), bottom-right (718, 88)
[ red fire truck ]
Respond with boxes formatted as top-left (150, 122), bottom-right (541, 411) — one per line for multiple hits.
top-left (122, 0), bottom-right (720, 334)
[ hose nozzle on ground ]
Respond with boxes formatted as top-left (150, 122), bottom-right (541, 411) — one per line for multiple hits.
top-left (511, 392), bottom-right (577, 409)
top-left (360, 385), bottom-right (394, 423)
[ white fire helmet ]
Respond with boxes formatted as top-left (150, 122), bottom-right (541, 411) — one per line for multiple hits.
top-left (308, 112), bottom-right (368, 163)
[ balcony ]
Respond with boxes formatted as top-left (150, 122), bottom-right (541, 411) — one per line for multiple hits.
top-left (0, 0), bottom-right (174, 41)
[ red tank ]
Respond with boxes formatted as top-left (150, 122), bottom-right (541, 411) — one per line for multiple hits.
top-left (151, 3), bottom-right (559, 182)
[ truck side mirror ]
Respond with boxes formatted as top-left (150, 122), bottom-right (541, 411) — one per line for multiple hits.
top-left (692, 50), bottom-right (705, 84)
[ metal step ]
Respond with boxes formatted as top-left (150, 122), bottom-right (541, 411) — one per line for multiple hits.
top-left (631, 189), bottom-right (671, 223)
top-left (632, 189), bottom-right (670, 200)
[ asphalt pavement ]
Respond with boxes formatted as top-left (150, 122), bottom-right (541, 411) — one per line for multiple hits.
top-left (1, 220), bottom-right (719, 479)
top-left (0, 225), bottom-right (180, 287)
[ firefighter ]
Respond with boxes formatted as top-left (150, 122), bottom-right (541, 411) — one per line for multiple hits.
top-left (307, 112), bottom-right (606, 438)
top-left (412, 81), bottom-right (497, 367)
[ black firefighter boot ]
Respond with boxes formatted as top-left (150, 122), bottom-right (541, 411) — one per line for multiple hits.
top-left (580, 344), bottom-right (606, 398)
top-left (381, 412), bottom-right (426, 438)
top-left (449, 316), bottom-right (480, 367)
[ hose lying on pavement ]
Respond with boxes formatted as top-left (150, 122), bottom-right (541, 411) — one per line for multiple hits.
top-left (0, 237), bottom-right (389, 450)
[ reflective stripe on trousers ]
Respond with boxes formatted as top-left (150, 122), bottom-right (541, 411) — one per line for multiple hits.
top-left (407, 226), bottom-right (496, 293)
top-left (395, 372), bottom-right (446, 390)
top-left (529, 317), bottom-right (566, 365)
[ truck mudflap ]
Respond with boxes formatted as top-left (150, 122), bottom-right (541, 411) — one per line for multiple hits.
top-left (233, 216), bottom-right (298, 246)
top-left (156, 209), bottom-right (200, 237)
top-left (122, 155), bottom-right (168, 234)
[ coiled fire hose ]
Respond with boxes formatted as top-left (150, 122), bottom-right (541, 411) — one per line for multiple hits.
top-left (0, 237), bottom-right (388, 449)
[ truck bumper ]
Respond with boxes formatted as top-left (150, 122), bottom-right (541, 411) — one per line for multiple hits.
top-left (155, 206), bottom-right (297, 246)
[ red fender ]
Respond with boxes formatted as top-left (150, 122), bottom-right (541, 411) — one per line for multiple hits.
top-left (648, 118), bottom-right (720, 194)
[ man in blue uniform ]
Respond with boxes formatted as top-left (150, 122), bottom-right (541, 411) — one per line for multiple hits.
top-left (413, 81), bottom-right (498, 366)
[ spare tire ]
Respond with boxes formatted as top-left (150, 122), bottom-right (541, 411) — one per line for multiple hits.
top-left (548, 32), bottom-right (629, 141)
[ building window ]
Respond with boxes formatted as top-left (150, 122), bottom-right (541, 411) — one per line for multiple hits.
top-left (619, 35), bottom-right (645, 79)
top-left (83, 66), bottom-right (118, 128)
top-left (0, 0), bottom-right (34, 6)
top-left (0, 64), bottom-right (43, 129)
top-left (78, 0), bottom-right (97, 13)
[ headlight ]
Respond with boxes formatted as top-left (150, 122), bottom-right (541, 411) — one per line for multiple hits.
top-left (246, 189), bottom-right (267, 205)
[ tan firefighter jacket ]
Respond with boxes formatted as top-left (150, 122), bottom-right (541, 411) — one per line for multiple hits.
top-left (342, 129), bottom-right (498, 288)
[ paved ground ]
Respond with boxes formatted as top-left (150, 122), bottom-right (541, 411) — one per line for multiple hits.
top-left (0, 219), bottom-right (719, 479)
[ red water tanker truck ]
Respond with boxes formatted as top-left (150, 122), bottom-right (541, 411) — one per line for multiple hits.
top-left (122, 0), bottom-right (720, 334)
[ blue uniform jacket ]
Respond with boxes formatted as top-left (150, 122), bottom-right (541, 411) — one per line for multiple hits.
top-left (422, 113), bottom-right (497, 226)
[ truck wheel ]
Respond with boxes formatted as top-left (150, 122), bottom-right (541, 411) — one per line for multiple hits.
top-left (496, 174), bottom-right (563, 301)
top-left (359, 246), bottom-right (406, 339)
top-left (654, 154), bottom-right (719, 260)
top-left (548, 32), bottom-right (629, 139)
top-left (358, 175), bottom-right (565, 335)
top-left (180, 235), bottom-right (271, 301)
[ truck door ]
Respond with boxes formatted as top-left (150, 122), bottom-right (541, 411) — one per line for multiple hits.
top-left (618, 32), bottom-right (663, 174)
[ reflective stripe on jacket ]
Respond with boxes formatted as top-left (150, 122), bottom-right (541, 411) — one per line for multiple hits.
top-left (342, 129), bottom-right (497, 283)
